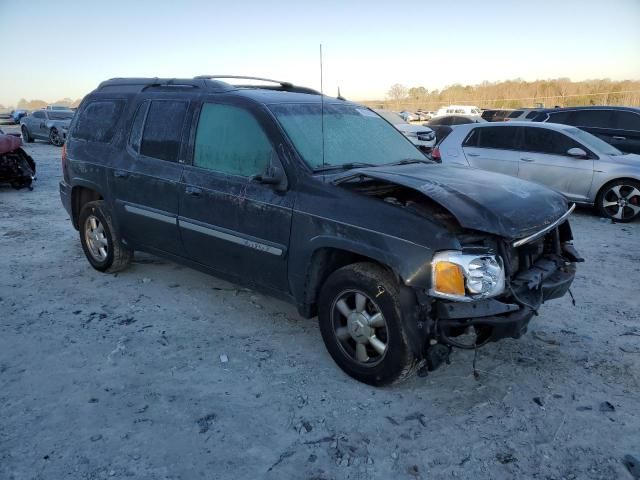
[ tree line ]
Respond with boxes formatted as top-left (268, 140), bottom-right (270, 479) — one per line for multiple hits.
top-left (367, 78), bottom-right (640, 111)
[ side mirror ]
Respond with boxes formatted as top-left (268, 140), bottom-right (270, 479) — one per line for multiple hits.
top-left (252, 164), bottom-right (288, 192)
top-left (567, 147), bottom-right (588, 158)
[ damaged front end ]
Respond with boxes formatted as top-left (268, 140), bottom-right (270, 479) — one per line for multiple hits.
top-left (0, 134), bottom-right (36, 190)
top-left (335, 166), bottom-right (582, 372)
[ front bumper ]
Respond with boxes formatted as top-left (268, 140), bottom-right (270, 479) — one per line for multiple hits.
top-left (435, 254), bottom-right (576, 343)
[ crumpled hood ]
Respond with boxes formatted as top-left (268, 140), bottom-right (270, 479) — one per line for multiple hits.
top-left (335, 163), bottom-right (569, 239)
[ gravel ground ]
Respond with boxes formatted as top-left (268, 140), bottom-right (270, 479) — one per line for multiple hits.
top-left (1, 130), bottom-right (639, 480)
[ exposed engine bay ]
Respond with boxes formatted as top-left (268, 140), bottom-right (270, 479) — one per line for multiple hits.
top-left (0, 134), bottom-right (36, 190)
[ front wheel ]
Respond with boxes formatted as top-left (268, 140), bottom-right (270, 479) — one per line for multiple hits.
top-left (597, 180), bottom-right (640, 222)
top-left (79, 200), bottom-right (132, 272)
top-left (21, 126), bottom-right (33, 143)
top-left (49, 128), bottom-right (64, 147)
top-left (318, 262), bottom-right (420, 386)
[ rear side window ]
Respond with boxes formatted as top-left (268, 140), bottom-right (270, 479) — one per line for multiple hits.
top-left (525, 110), bottom-right (540, 119)
top-left (73, 100), bottom-right (125, 143)
top-left (508, 110), bottom-right (524, 118)
top-left (571, 110), bottom-right (612, 128)
top-left (522, 127), bottom-right (580, 155)
top-left (33, 111), bottom-right (45, 119)
top-left (193, 103), bottom-right (273, 177)
top-left (547, 111), bottom-right (574, 124)
top-left (139, 100), bottom-right (188, 162)
top-left (464, 126), bottom-right (519, 149)
top-left (612, 111), bottom-right (640, 130)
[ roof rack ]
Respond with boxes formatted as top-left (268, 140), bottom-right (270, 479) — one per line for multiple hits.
top-left (194, 75), bottom-right (294, 89)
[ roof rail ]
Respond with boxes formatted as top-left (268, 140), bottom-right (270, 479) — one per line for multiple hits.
top-left (194, 75), bottom-right (294, 89)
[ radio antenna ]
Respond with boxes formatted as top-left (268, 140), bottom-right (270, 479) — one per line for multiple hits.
top-left (320, 44), bottom-right (326, 170)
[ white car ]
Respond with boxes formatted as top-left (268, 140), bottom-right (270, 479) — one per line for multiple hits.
top-left (435, 105), bottom-right (482, 117)
top-left (375, 109), bottom-right (436, 150)
top-left (435, 121), bottom-right (640, 221)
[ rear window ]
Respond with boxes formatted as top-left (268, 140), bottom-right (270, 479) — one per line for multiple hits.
top-left (73, 100), bottom-right (125, 143)
top-left (571, 110), bottom-right (612, 128)
top-left (464, 126), bottom-right (519, 149)
top-left (508, 110), bottom-right (524, 118)
top-left (139, 100), bottom-right (188, 162)
top-left (612, 111), bottom-right (640, 131)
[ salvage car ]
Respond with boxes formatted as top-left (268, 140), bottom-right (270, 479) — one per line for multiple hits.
top-left (436, 122), bottom-right (640, 221)
top-left (374, 109), bottom-right (436, 151)
top-left (0, 131), bottom-right (36, 189)
top-left (60, 76), bottom-right (581, 385)
top-left (20, 109), bottom-right (73, 146)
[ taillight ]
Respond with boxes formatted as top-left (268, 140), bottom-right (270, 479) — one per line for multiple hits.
top-left (431, 146), bottom-right (441, 162)
top-left (61, 143), bottom-right (69, 182)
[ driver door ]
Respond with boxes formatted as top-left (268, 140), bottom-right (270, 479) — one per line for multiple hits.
top-left (178, 100), bottom-right (294, 293)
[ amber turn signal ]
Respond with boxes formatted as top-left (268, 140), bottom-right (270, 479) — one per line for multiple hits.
top-left (433, 261), bottom-right (465, 296)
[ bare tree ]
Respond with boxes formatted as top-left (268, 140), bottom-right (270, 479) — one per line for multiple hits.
top-left (387, 84), bottom-right (408, 102)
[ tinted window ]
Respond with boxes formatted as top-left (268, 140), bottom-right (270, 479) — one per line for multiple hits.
top-left (522, 127), bottom-right (580, 155)
top-left (140, 100), bottom-right (188, 162)
top-left (508, 110), bottom-right (524, 118)
top-left (33, 111), bottom-right (45, 119)
top-left (547, 111), bottom-right (574, 124)
top-left (571, 110), bottom-right (612, 128)
top-left (464, 126), bottom-right (519, 149)
top-left (612, 111), bottom-right (640, 131)
top-left (129, 101), bottom-right (149, 153)
top-left (72, 100), bottom-right (124, 143)
top-left (194, 103), bottom-right (274, 177)
top-left (525, 110), bottom-right (540, 119)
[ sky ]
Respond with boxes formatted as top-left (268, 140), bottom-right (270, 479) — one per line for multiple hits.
top-left (0, 0), bottom-right (639, 106)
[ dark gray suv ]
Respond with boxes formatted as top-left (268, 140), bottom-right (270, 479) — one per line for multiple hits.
top-left (60, 76), bottom-right (581, 385)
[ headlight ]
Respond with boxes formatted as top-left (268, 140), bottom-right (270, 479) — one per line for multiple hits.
top-left (430, 251), bottom-right (505, 301)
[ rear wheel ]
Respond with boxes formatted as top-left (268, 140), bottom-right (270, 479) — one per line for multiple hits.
top-left (21, 126), bottom-right (33, 143)
top-left (597, 180), bottom-right (640, 222)
top-left (49, 128), bottom-right (63, 147)
top-left (318, 262), bottom-right (419, 386)
top-left (79, 200), bottom-right (132, 272)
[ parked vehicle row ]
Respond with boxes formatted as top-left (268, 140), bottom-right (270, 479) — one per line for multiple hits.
top-left (60, 75), bottom-right (580, 385)
top-left (374, 109), bottom-right (435, 150)
top-left (20, 108), bottom-right (74, 147)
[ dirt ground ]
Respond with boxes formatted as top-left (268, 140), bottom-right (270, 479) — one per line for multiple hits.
top-left (1, 129), bottom-right (639, 480)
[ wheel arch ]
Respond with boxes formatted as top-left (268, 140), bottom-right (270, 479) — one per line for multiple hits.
top-left (71, 184), bottom-right (104, 230)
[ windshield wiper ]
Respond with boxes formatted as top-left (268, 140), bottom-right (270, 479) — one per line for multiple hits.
top-left (313, 162), bottom-right (375, 172)
top-left (383, 158), bottom-right (433, 166)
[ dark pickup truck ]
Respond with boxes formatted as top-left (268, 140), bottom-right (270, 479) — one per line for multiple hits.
top-left (60, 76), bottom-right (581, 385)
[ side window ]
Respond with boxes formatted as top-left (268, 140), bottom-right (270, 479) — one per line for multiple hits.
top-left (612, 111), bottom-right (640, 131)
top-left (33, 111), bottom-right (45, 119)
top-left (466, 126), bottom-right (519, 149)
top-left (522, 127), bottom-right (579, 155)
top-left (139, 100), bottom-right (188, 162)
top-left (525, 110), bottom-right (540, 119)
top-left (194, 103), bottom-right (274, 177)
top-left (129, 101), bottom-right (149, 153)
top-left (547, 111), bottom-right (574, 124)
top-left (571, 110), bottom-right (612, 128)
top-left (72, 100), bottom-right (125, 143)
top-left (508, 110), bottom-right (524, 118)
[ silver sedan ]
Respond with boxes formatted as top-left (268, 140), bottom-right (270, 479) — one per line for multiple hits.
top-left (436, 121), bottom-right (640, 221)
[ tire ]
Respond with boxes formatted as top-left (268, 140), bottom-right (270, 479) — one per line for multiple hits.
top-left (21, 126), bottom-right (33, 143)
top-left (318, 262), bottom-right (420, 386)
top-left (79, 200), bottom-right (132, 273)
top-left (596, 179), bottom-right (640, 223)
top-left (49, 128), bottom-right (63, 147)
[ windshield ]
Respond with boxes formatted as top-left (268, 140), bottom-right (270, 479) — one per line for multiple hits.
top-left (270, 103), bottom-right (424, 170)
top-left (374, 109), bottom-right (406, 125)
top-left (567, 127), bottom-right (624, 156)
top-left (48, 111), bottom-right (74, 120)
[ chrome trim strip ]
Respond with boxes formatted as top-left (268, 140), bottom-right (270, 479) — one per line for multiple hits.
top-left (179, 219), bottom-right (283, 256)
top-left (512, 204), bottom-right (575, 248)
top-left (124, 204), bottom-right (176, 225)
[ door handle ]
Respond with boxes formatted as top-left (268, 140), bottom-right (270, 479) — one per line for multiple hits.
top-left (612, 136), bottom-right (626, 141)
top-left (520, 157), bottom-right (535, 162)
top-left (114, 170), bottom-right (130, 178)
top-left (185, 186), bottom-right (203, 197)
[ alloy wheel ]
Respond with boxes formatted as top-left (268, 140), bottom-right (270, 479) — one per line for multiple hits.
top-left (602, 184), bottom-right (640, 220)
top-left (84, 215), bottom-right (108, 261)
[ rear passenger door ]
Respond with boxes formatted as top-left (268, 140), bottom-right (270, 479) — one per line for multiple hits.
top-left (517, 127), bottom-right (594, 202)
top-left (461, 126), bottom-right (521, 176)
top-left (111, 98), bottom-right (190, 256)
top-left (178, 100), bottom-right (294, 293)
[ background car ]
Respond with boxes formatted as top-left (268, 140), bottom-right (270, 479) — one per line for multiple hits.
top-left (10, 109), bottom-right (29, 124)
top-left (399, 110), bottom-right (419, 122)
top-left (480, 109), bottom-right (514, 122)
top-left (427, 114), bottom-right (486, 126)
top-left (504, 109), bottom-right (541, 122)
top-left (374, 109), bottom-right (436, 150)
top-left (437, 121), bottom-right (640, 221)
top-left (20, 109), bottom-right (74, 146)
top-left (435, 105), bottom-right (482, 117)
top-left (531, 106), bottom-right (640, 154)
